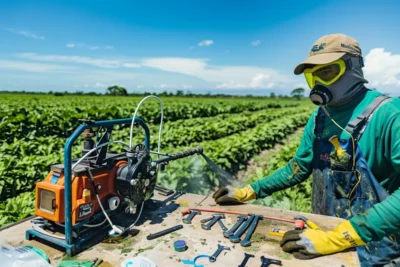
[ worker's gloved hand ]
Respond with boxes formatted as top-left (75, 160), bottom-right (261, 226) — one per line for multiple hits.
top-left (212, 185), bottom-right (256, 205)
top-left (280, 220), bottom-right (365, 260)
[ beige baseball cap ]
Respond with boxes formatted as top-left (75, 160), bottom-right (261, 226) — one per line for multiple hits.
top-left (294, 33), bottom-right (362, 75)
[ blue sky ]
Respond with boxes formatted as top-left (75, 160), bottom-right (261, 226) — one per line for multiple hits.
top-left (1, 0), bottom-right (400, 95)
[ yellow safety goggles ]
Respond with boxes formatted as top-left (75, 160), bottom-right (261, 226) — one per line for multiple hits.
top-left (304, 59), bottom-right (347, 89)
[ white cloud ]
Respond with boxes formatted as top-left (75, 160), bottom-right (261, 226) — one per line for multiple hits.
top-left (251, 40), bottom-right (261, 46)
top-left (17, 53), bottom-right (140, 69)
top-left (249, 74), bottom-right (274, 88)
top-left (12, 53), bottom-right (291, 90)
top-left (0, 60), bottom-right (73, 72)
top-left (142, 58), bottom-right (207, 77)
top-left (5, 53), bottom-right (301, 92)
top-left (363, 48), bottom-right (400, 94)
top-left (216, 81), bottom-right (248, 89)
top-left (198, 40), bottom-right (214, 47)
top-left (137, 84), bottom-right (144, 89)
top-left (141, 57), bottom-right (292, 89)
top-left (65, 43), bottom-right (114, 50)
top-left (4, 28), bottom-right (45, 40)
top-left (72, 70), bottom-right (138, 82)
top-left (151, 84), bottom-right (195, 90)
top-left (216, 75), bottom-right (275, 89)
top-left (123, 63), bottom-right (141, 68)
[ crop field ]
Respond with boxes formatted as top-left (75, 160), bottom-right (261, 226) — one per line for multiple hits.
top-left (0, 93), bottom-right (314, 227)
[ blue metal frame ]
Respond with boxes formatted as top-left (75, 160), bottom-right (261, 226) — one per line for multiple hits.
top-left (26, 117), bottom-right (150, 256)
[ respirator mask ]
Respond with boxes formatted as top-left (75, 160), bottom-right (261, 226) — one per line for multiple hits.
top-left (305, 54), bottom-right (368, 106)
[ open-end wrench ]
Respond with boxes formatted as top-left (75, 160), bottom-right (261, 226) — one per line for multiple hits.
top-left (183, 210), bottom-right (201, 224)
top-left (217, 219), bottom-right (228, 231)
top-left (241, 214), bottom-right (263, 247)
top-left (238, 253), bottom-right (254, 267)
top-left (229, 214), bottom-right (255, 243)
top-left (260, 256), bottom-right (282, 267)
top-left (209, 244), bottom-right (231, 262)
top-left (200, 216), bottom-right (214, 224)
top-left (223, 215), bottom-right (247, 238)
top-left (202, 214), bottom-right (225, 230)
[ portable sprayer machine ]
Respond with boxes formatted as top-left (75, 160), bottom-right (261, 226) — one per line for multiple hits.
top-left (26, 96), bottom-right (204, 256)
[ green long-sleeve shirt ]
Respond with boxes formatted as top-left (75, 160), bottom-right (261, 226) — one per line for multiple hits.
top-left (250, 89), bottom-right (400, 242)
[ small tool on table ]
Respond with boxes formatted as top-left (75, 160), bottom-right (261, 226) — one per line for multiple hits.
top-left (240, 214), bottom-right (263, 247)
top-left (183, 210), bottom-right (201, 224)
top-left (201, 214), bottom-right (225, 230)
top-left (224, 215), bottom-right (247, 238)
top-left (230, 214), bottom-right (255, 243)
top-left (238, 253), bottom-right (255, 267)
top-left (209, 244), bottom-right (231, 262)
top-left (268, 228), bottom-right (286, 237)
top-left (260, 256), bottom-right (282, 267)
top-left (146, 225), bottom-right (183, 240)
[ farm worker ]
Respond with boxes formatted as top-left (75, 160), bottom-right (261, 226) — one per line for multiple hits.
top-left (213, 33), bottom-right (400, 266)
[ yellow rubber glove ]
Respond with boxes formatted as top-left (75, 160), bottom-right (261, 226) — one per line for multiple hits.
top-left (280, 220), bottom-right (365, 259)
top-left (212, 185), bottom-right (256, 204)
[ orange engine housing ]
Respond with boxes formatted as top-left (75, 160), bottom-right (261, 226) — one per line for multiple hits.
top-left (35, 160), bottom-right (127, 225)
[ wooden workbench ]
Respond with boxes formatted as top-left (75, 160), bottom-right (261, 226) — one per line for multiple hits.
top-left (0, 192), bottom-right (360, 267)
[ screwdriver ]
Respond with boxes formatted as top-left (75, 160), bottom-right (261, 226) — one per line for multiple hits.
top-left (268, 228), bottom-right (286, 237)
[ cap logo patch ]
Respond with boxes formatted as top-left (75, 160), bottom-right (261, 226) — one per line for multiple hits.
top-left (341, 43), bottom-right (358, 53)
top-left (311, 43), bottom-right (326, 52)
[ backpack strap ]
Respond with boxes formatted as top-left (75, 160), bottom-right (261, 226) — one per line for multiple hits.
top-left (344, 95), bottom-right (391, 141)
top-left (314, 107), bottom-right (326, 137)
top-left (313, 107), bottom-right (326, 167)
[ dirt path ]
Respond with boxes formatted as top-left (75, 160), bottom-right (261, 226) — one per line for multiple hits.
top-left (236, 127), bottom-right (305, 184)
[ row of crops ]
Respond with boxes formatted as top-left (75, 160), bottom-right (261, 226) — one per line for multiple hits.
top-left (0, 94), bottom-right (314, 227)
top-left (0, 95), bottom-right (299, 141)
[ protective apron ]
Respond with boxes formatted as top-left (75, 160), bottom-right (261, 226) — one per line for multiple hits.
top-left (311, 95), bottom-right (400, 266)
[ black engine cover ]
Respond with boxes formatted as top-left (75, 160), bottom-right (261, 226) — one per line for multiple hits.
top-left (115, 145), bottom-right (157, 206)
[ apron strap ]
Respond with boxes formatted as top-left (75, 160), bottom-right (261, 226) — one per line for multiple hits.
top-left (313, 108), bottom-right (326, 167)
top-left (345, 95), bottom-right (391, 141)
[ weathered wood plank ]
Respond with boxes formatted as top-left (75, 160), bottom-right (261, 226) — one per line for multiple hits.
top-left (0, 192), bottom-right (360, 267)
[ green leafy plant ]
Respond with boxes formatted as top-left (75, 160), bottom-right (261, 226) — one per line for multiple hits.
top-left (0, 192), bottom-right (35, 228)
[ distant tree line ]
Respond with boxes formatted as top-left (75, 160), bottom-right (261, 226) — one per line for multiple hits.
top-left (0, 85), bottom-right (307, 99)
